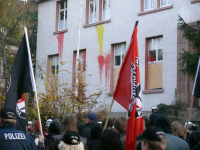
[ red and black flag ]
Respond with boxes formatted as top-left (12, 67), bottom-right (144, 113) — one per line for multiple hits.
top-left (113, 21), bottom-right (143, 150)
top-left (5, 28), bottom-right (36, 133)
top-left (192, 57), bottom-right (200, 98)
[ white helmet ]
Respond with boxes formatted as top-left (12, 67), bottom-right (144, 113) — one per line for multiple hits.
top-left (46, 119), bottom-right (52, 126)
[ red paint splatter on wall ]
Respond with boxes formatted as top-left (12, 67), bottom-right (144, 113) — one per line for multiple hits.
top-left (104, 53), bottom-right (111, 87)
top-left (57, 33), bottom-right (64, 61)
top-left (97, 55), bottom-right (104, 81)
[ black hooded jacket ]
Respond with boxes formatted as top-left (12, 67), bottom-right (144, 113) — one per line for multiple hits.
top-left (45, 119), bottom-right (61, 150)
top-left (155, 116), bottom-right (189, 150)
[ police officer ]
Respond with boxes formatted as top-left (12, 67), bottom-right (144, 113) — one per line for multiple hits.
top-left (0, 107), bottom-right (38, 150)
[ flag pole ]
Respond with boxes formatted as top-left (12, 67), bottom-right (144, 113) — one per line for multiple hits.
top-left (185, 96), bottom-right (194, 131)
top-left (103, 98), bottom-right (114, 131)
top-left (24, 27), bottom-right (43, 135)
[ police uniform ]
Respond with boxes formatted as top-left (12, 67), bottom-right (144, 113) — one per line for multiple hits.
top-left (0, 108), bottom-right (38, 150)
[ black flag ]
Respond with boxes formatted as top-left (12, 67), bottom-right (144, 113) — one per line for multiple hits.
top-left (4, 31), bottom-right (35, 133)
top-left (192, 57), bottom-right (200, 98)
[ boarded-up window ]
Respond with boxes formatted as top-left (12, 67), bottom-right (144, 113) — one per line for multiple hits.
top-left (146, 36), bottom-right (163, 90)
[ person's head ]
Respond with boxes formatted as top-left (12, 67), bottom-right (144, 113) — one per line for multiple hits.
top-left (96, 128), bottom-right (123, 150)
top-left (46, 119), bottom-right (52, 127)
top-left (91, 123), bottom-right (103, 139)
top-left (102, 118), bottom-right (114, 128)
top-left (189, 131), bottom-right (200, 149)
top-left (151, 106), bottom-right (158, 113)
top-left (58, 131), bottom-right (84, 150)
top-left (136, 126), bottom-right (166, 150)
top-left (61, 115), bottom-right (78, 135)
top-left (86, 112), bottom-right (98, 123)
top-left (114, 116), bottom-right (127, 133)
top-left (155, 116), bottom-right (172, 134)
top-left (77, 121), bottom-right (85, 135)
top-left (171, 121), bottom-right (186, 140)
top-left (0, 108), bottom-right (16, 125)
top-left (48, 119), bottom-right (62, 135)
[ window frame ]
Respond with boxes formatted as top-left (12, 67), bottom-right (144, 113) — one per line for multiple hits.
top-left (102, 0), bottom-right (110, 21)
top-left (58, 1), bottom-right (68, 31)
top-left (49, 55), bottom-right (59, 76)
top-left (89, 0), bottom-right (96, 23)
top-left (160, 0), bottom-right (171, 7)
top-left (144, 0), bottom-right (154, 11)
top-left (148, 37), bottom-right (163, 64)
top-left (114, 43), bottom-right (126, 67)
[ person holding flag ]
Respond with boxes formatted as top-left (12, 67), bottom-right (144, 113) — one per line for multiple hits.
top-left (113, 21), bottom-right (143, 150)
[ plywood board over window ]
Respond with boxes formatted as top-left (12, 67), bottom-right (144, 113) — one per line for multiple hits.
top-left (147, 63), bottom-right (163, 89)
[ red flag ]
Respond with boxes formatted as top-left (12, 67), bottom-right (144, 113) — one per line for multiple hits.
top-left (113, 21), bottom-right (143, 150)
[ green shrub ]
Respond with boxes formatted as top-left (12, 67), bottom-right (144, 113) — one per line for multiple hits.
top-left (157, 103), bottom-right (167, 115)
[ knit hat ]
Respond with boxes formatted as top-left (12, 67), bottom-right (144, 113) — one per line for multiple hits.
top-left (136, 126), bottom-right (165, 141)
top-left (62, 131), bottom-right (80, 145)
top-left (0, 108), bottom-right (16, 119)
top-left (155, 115), bottom-right (172, 133)
top-left (87, 112), bottom-right (98, 122)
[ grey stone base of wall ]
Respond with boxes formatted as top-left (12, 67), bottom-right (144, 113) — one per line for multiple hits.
top-left (110, 111), bottom-right (152, 119)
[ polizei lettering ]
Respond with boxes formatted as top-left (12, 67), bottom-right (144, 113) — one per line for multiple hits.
top-left (4, 133), bottom-right (26, 140)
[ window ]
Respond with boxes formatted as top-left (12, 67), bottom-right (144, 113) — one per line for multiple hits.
top-left (144, 36), bottom-right (163, 91)
top-left (89, 0), bottom-right (96, 23)
top-left (102, 0), bottom-right (110, 20)
top-left (59, 1), bottom-right (67, 31)
top-left (144, 0), bottom-right (154, 10)
top-left (74, 50), bottom-right (86, 72)
top-left (160, 0), bottom-right (171, 6)
top-left (49, 55), bottom-right (59, 75)
top-left (85, 0), bottom-right (110, 25)
top-left (0, 59), bottom-right (2, 76)
top-left (78, 50), bottom-right (86, 71)
top-left (148, 37), bottom-right (163, 63)
top-left (114, 43), bottom-right (126, 66)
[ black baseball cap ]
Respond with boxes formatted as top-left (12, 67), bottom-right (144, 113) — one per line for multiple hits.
top-left (0, 108), bottom-right (16, 119)
top-left (62, 131), bottom-right (80, 145)
top-left (136, 126), bottom-right (165, 142)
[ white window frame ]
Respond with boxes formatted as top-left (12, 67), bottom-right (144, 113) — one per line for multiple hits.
top-left (58, 1), bottom-right (68, 31)
top-left (148, 37), bottom-right (163, 64)
top-left (102, 0), bottom-right (110, 21)
top-left (160, 0), bottom-right (171, 7)
top-left (89, 0), bottom-right (96, 23)
top-left (50, 55), bottom-right (59, 75)
top-left (76, 50), bottom-right (86, 72)
top-left (144, 0), bottom-right (154, 11)
top-left (114, 43), bottom-right (126, 67)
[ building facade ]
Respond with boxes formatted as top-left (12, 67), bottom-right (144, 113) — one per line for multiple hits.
top-left (35, 0), bottom-right (200, 114)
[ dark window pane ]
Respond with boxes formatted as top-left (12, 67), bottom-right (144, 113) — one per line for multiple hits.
top-left (51, 66), bottom-right (55, 75)
top-left (65, 1), bottom-right (67, 8)
top-left (60, 11), bottom-right (64, 20)
top-left (158, 49), bottom-right (163, 60)
top-left (60, 2), bottom-right (64, 9)
top-left (115, 56), bottom-right (121, 66)
top-left (149, 50), bottom-right (156, 62)
top-left (122, 55), bottom-right (124, 62)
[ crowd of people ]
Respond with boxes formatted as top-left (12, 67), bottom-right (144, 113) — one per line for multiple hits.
top-left (0, 107), bottom-right (200, 150)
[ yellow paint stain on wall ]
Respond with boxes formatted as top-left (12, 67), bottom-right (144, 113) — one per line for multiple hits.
top-left (96, 24), bottom-right (104, 55)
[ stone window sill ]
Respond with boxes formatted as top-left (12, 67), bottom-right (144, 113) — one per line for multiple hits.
top-left (191, 0), bottom-right (200, 3)
top-left (142, 89), bottom-right (164, 94)
top-left (83, 19), bottom-right (111, 28)
top-left (138, 5), bottom-right (173, 16)
top-left (53, 29), bottom-right (68, 35)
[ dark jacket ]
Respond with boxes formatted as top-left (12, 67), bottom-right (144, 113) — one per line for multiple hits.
top-left (0, 123), bottom-right (37, 150)
top-left (155, 116), bottom-right (189, 150)
top-left (87, 123), bottom-right (103, 150)
top-left (45, 119), bottom-right (61, 150)
top-left (81, 122), bottom-right (96, 140)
